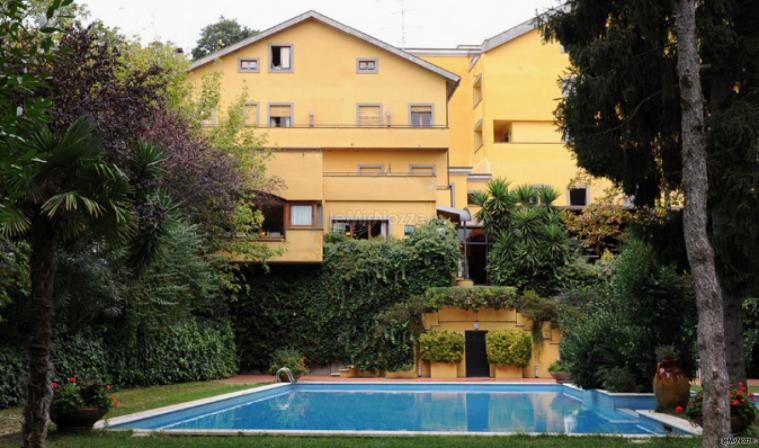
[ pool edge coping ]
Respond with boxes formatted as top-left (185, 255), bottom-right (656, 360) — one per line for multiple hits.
top-left (94, 383), bottom-right (290, 429)
top-left (98, 381), bottom-right (696, 438)
top-left (636, 410), bottom-right (702, 436)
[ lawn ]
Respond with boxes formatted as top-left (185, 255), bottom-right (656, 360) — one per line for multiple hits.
top-left (0, 380), bottom-right (703, 448)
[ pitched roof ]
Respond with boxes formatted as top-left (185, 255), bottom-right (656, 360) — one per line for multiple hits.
top-left (480, 17), bottom-right (537, 52)
top-left (189, 10), bottom-right (460, 85)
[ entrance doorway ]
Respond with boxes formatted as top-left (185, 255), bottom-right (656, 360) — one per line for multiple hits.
top-left (465, 331), bottom-right (490, 377)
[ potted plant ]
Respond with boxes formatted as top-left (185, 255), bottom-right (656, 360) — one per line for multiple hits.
top-left (419, 330), bottom-right (464, 378)
top-left (685, 383), bottom-right (757, 433)
top-left (268, 348), bottom-right (309, 380)
top-left (548, 361), bottom-right (569, 383)
top-left (50, 377), bottom-right (117, 431)
top-left (652, 345), bottom-right (690, 410)
top-left (486, 328), bottom-right (532, 378)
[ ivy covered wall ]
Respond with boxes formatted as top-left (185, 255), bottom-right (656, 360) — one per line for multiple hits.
top-left (231, 219), bottom-right (461, 372)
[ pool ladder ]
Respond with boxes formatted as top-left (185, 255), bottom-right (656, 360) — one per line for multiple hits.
top-left (275, 367), bottom-right (297, 384)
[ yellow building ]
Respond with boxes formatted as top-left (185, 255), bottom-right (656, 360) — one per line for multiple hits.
top-left (188, 11), bottom-right (459, 263)
top-left (188, 12), bottom-right (601, 268)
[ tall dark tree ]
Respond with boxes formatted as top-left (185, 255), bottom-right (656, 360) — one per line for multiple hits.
top-left (540, 0), bottom-right (759, 385)
top-left (191, 16), bottom-right (258, 60)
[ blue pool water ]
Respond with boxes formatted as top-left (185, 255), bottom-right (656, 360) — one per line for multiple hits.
top-left (111, 383), bottom-right (681, 435)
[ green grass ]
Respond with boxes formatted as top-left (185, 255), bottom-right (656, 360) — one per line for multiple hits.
top-left (0, 380), bottom-right (704, 448)
top-left (0, 381), bottom-right (257, 437)
top-left (1, 433), bottom-right (701, 448)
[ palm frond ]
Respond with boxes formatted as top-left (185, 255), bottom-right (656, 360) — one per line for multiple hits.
top-left (0, 203), bottom-right (32, 237)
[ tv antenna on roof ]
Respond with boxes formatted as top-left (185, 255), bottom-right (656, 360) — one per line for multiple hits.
top-left (376, 0), bottom-right (410, 47)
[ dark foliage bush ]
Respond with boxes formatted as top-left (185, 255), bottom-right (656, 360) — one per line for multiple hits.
top-left (0, 347), bottom-right (26, 408)
top-left (232, 219), bottom-right (460, 372)
top-left (559, 240), bottom-right (697, 392)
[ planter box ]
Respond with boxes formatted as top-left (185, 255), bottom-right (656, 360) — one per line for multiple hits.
top-left (339, 366), bottom-right (357, 378)
top-left (385, 368), bottom-right (417, 379)
top-left (430, 362), bottom-right (458, 378)
top-left (494, 365), bottom-right (523, 378)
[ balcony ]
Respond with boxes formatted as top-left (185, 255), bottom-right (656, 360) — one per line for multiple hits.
top-left (323, 172), bottom-right (438, 202)
top-left (262, 125), bottom-right (450, 149)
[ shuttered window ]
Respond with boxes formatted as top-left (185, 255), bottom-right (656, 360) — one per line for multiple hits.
top-left (243, 103), bottom-right (258, 127)
top-left (269, 104), bottom-right (292, 128)
top-left (358, 105), bottom-right (382, 127)
top-left (410, 105), bottom-right (432, 128)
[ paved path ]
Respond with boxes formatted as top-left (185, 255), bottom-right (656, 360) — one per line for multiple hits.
top-left (221, 374), bottom-right (558, 384)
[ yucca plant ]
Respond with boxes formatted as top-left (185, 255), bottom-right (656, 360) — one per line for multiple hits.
top-left (0, 117), bottom-right (167, 445)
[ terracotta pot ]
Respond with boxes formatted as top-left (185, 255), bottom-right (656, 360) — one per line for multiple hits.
top-left (652, 361), bottom-right (690, 409)
top-left (51, 406), bottom-right (108, 431)
top-left (550, 371), bottom-right (570, 384)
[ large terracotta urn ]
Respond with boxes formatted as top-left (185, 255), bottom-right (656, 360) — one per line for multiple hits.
top-left (652, 360), bottom-right (690, 410)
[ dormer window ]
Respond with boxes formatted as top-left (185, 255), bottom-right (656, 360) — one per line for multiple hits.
top-left (238, 58), bottom-right (259, 73)
top-left (270, 44), bottom-right (293, 72)
top-left (357, 58), bottom-right (378, 74)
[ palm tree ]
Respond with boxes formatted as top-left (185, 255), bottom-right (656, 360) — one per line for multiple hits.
top-left (0, 117), bottom-right (164, 447)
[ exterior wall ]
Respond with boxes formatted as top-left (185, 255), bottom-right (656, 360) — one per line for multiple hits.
top-left (416, 30), bottom-right (611, 209)
top-left (188, 19), bottom-right (449, 130)
top-left (420, 306), bottom-right (560, 379)
top-left (187, 16), bottom-right (455, 263)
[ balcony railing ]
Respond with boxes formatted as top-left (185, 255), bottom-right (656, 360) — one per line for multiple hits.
top-left (323, 173), bottom-right (438, 202)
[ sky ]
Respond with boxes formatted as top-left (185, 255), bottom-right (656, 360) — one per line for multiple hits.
top-left (80, 0), bottom-right (562, 53)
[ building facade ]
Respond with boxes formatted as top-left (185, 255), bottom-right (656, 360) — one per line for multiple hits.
top-left (187, 11), bottom-right (603, 265)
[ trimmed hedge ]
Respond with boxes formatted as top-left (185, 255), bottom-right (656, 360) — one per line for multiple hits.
top-left (232, 219), bottom-right (460, 372)
top-left (486, 329), bottom-right (532, 367)
top-left (419, 331), bottom-right (465, 363)
top-left (0, 320), bottom-right (238, 408)
top-left (423, 286), bottom-right (518, 312)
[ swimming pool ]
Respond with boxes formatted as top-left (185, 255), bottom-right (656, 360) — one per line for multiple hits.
top-left (106, 383), bottom-right (693, 436)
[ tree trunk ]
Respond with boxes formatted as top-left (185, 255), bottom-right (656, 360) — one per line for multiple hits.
top-left (673, 1), bottom-right (730, 447)
top-left (724, 290), bottom-right (746, 384)
top-left (23, 217), bottom-right (57, 448)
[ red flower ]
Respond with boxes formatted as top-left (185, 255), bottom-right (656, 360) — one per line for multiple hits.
top-left (750, 393), bottom-right (755, 398)
top-left (106, 384), bottom-right (111, 391)
top-left (110, 395), bottom-right (119, 409)
top-left (67, 377), bottom-right (76, 383)
top-left (675, 405), bottom-right (684, 414)
top-left (51, 382), bottom-right (60, 389)
top-left (731, 400), bottom-right (739, 406)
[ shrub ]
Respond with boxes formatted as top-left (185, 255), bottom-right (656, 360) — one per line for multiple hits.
top-left (558, 239), bottom-right (696, 392)
top-left (485, 329), bottom-right (532, 367)
top-left (51, 378), bottom-right (116, 413)
top-left (51, 332), bottom-right (112, 384)
top-left (548, 361), bottom-right (565, 373)
top-left (268, 348), bottom-right (308, 378)
top-left (419, 331), bottom-right (464, 363)
top-left (686, 383), bottom-right (757, 430)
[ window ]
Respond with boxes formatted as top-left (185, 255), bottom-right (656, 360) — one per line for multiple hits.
top-left (258, 203), bottom-right (285, 239)
top-left (357, 58), bottom-right (378, 73)
top-left (289, 204), bottom-right (313, 226)
top-left (473, 119), bottom-right (484, 150)
top-left (561, 76), bottom-right (575, 98)
top-left (269, 104), bottom-right (292, 128)
top-left (473, 74), bottom-right (483, 107)
top-left (202, 109), bottom-right (217, 127)
top-left (243, 102), bottom-right (258, 127)
top-left (332, 219), bottom-right (389, 240)
top-left (467, 191), bottom-right (481, 206)
top-left (404, 225), bottom-right (415, 236)
top-left (270, 45), bottom-right (292, 72)
top-left (410, 105), bottom-right (433, 128)
top-left (357, 164), bottom-right (384, 175)
top-left (569, 187), bottom-right (588, 207)
top-left (493, 120), bottom-right (512, 143)
top-left (409, 164), bottom-right (435, 176)
top-left (357, 104), bottom-right (382, 127)
top-left (238, 58), bottom-right (259, 73)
